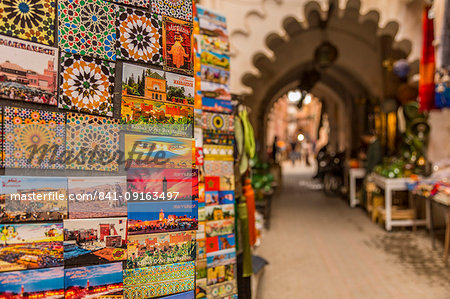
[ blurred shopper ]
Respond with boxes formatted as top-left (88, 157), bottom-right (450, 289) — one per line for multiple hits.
top-left (289, 139), bottom-right (300, 165)
top-left (272, 136), bottom-right (279, 162)
top-left (361, 132), bottom-right (382, 174)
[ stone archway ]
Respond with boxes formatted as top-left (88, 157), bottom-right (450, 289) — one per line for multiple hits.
top-left (239, 0), bottom-right (416, 155)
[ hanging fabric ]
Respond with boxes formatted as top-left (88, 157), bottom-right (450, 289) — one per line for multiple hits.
top-left (419, 5), bottom-right (436, 111)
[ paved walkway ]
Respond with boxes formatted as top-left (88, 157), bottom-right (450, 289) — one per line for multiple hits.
top-left (255, 163), bottom-right (450, 299)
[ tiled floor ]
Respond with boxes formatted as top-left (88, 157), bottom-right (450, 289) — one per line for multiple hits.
top-left (255, 163), bottom-right (450, 299)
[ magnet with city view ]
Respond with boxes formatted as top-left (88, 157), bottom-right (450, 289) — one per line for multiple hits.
top-left (0, 36), bottom-right (58, 105)
top-left (64, 262), bottom-right (123, 298)
top-left (1, 176), bottom-right (68, 222)
top-left (127, 201), bottom-right (198, 235)
top-left (126, 230), bottom-right (196, 268)
top-left (67, 177), bottom-right (127, 219)
top-left (127, 168), bottom-right (198, 201)
top-left (0, 267), bottom-right (64, 298)
top-left (63, 217), bottom-right (127, 267)
top-left (124, 134), bottom-right (194, 169)
top-left (0, 223), bottom-right (64, 272)
top-left (121, 63), bottom-right (193, 137)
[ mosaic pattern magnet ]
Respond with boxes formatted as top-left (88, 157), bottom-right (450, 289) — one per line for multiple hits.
top-left (123, 261), bottom-right (195, 298)
top-left (109, 0), bottom-right (149, 8)
top-left (59, 53), bottom-right (115, 116)
top-left (66, 112), bottom-right (120, 171)
top-left (0, 0), bottom-right (56, 46)
top-left (116, 6), bottom-right (162, 65)
top-left (4, 106), bottom-right (65, 169)
top-left (151, 0), bottom-right (193, 22)
top-left (58, 0), bottom-right (117, 60)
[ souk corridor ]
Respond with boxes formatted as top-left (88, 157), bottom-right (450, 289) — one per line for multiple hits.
top-left (254, 163), bottom-right (450, 299)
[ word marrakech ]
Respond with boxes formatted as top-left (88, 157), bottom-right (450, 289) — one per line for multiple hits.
top-left (26, 142), bottom-right (173, 169)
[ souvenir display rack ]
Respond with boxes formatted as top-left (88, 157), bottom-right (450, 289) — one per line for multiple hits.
top-left (0, 0), bottom-right (198, 298)
top-left (192, 4), bottom-right (239, 299)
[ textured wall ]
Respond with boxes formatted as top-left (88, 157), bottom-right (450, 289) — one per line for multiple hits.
top-left (199, 0), bottom-right (423, 94)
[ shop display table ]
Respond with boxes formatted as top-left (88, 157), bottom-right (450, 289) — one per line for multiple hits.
top-left (429, 194), bottom-right (450, 262)
top-left (372, 175), bottom-right (428, 231)
top-left (349, 168), bottom-right (366, 207)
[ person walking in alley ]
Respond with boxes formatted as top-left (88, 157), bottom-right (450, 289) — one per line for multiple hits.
top-left (361, 132), bottom-right (382, 174)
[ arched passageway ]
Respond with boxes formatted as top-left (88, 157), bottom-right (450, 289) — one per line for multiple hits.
top-left (239, 0), bottom-right (417, 156)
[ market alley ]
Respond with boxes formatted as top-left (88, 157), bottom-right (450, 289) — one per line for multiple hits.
top-left (255, 164), bottom-right (450, 299)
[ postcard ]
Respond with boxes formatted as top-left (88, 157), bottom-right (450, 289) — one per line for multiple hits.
top-left (196, 278), bottom-right (207, 299)
top-left (206, 280), bottom-right (237, 299)
top-left (127, 201), bottom-right (198, 235)
top-left (0, 267), bottom-right (64, 298)
top-left (207, 264), bottom-right (235, 286)
top-left (121, 97), bottom-right (193, 137)
top-left (64, 218), bottom-right (127, 267)
top-left (0, 36), bottom-right (58, 105)
top-left (197, 237), bottom-right (206, 261)
top-left (205, 176), bottom-right (220, 191)
top-left (205, 191), bottom-right (219, 206)
top-left (219, 191), bottom-right (235, 204)
top-left (201, 81), bottom-right (231, 101)
top-left (202, 112), bottom-right (234, 132)
top-left (197, 221), bottom-right (205, 235)
top-left (163, 17), bottom-right (194, 75)
top-left (0, 223), bottom-right (63, 244)
top-left (204, 204), bottom-right (234, 221)
top-left (203, 145), bottom-right (234, 161)
top-left (196, 258), bottom-right (207, 280)
top-left (204, 160), bottom-right (234, 177)
top-left (198, 181), bottom-right (205, 204)
top-left (1, 176), bottom-right (67, 222)
top-left (194, 128), bottom-right (203, 147)
top-left (64, 262), bottom-right (123, 299)
top-left (201, 64), bottom-right (230, 85)
top-left (203, 131), bottom-right (235, 145)
top-left (194, 108), bottom-right (203, 127)
top-left (163, 291), bottom-right (195, 299)
top-left (127, 231), bottom-right (196, 268)
top-left (196, 6), bottom-right (228, 40)
top-left (68, 177), bottom-right (127, 219)
top-left (200, 50), bottom-right (230, 71)
top-left (123, 261), bottom-right (195, 298)
top-left (0, 223), bottom-right (63, 272)
top-left (121, 63), bottom-right (166, 100)
top-left (202, 97), bottom-right (232, 114)
top-left (205, 219), bottom-right (234, 237)
top-left (121, 63), bottom-right (193, 137)
top-left (199, 35), bottom-right (230, 56)
top-left (127, 168), bottom-right (198, 201)
top-left (125, 134), bottom-right (194, 169)
top-left (219, 177), bottom-right (235, 191)
top-left (207, 249), bottom-right (236, 268)
top-left (195, 147), bottom-right (204, 166)
top-left (198, 207), bottom-right (206, 222)
top-left (0, 241), bottom-right (63, 272)
top-left (166, 72), bottom-right (195, 106)
top-left (206, 234), bottom-right (236, 253)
